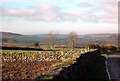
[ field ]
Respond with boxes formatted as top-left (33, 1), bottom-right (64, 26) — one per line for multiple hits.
top-left (1, 49), bottom-right (91, 80)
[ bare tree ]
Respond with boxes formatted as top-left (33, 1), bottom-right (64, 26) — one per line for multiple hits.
top-left (68, 32), bottom-right (79, 49)
top-left (34, 42), bottom-right (39, 48)
top-left (45, 31), bottom-right (59, 50)
top-left (6, 39), bottom-right (15, 47)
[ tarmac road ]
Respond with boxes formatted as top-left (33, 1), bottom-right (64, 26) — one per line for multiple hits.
top-left (106, 54), bottom-right (120, 81)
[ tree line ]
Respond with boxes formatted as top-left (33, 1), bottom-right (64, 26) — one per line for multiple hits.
top-left (5, 31), bottom-right (80, 50)
top-left (44, 31), bottom-right (79, 50)
top-left (4, 31), bottom-right (119, 52)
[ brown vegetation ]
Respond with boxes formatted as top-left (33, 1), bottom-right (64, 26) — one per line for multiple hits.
top-left (6, 40), bottom-right (15, 47)
top-left (2, 60), bottom-right (58, 80)
top-left (87, 43), bottom-right (119, 52)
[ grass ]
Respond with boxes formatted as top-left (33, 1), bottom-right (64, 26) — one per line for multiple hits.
top-left (101, 54), bottom-right (108, 57)
top-left (42, 76), bottom-right (54, 80)
top-left (1, 50), bottom-right (61, 53)
top-left (1, 50), bottom-right (40, 52)
top-left (0, 50), bottom-right (41, 54)
top-left (50, 57), bottom-right (77, 72)
top-left (35, 75), bottom-right (54, 81)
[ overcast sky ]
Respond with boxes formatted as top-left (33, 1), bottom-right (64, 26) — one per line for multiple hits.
top-left (0, 0), bottom-right (119, 35)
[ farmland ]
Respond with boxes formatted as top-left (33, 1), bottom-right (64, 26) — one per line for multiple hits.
top-left (1, 31), bottom-right (118, 46)
top-left (1, 49), bottom-right (91, 80)
top-left (1, 31), bottom-right (119, 81)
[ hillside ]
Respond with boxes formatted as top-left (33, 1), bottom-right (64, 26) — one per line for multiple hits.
top-left (1, 31), bottom-right (118, 46)
top-left (79, 33), bottom-right (118, 45)
top-left (0, 32), bottom-right (43, 44)
top-left (0, 32), bottom-right (24, 36)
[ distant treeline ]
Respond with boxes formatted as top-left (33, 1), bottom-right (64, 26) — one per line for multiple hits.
top-left (2, 46), bottom-right (44, 51)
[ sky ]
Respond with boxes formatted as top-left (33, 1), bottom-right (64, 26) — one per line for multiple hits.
top-left (0, 0), bottom-right (119, 35)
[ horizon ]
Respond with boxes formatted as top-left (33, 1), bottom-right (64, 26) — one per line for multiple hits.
top-left (0, 0), bottom-right (119, 35)
top-left (1, 30), bottom-right (118, 36)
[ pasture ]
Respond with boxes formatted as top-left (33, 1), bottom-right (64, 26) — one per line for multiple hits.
top-left (1, 48), bottom-right (92, 80)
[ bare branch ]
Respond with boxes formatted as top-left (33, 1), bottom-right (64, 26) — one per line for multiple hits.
top-left (45, 31), bottom-right (59, 50)
top-left (68, 32), bottom-right (79, 49)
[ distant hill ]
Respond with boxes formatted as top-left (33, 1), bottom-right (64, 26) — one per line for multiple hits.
top-left (0, 32), bottom-right (25, 38)
top-left (31, 34), bottom-right (67, 37)
top-left (1, 31), bottom-right (118, 46)
top-left (79, 33), bottom-right (118, 45)
top-left (0, 32), bottom-right (23, 36)
top-left (0, 32), bottom-right (44, 44)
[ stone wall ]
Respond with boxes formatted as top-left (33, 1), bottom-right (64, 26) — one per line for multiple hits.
top-left (52, 50), bottom-right (110, 81)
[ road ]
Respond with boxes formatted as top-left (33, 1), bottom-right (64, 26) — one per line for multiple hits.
top-left (106, 53), bottom-right (120, 81)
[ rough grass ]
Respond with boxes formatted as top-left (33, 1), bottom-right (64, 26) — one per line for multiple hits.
top-left (101, 54), bottom-right (108, 57)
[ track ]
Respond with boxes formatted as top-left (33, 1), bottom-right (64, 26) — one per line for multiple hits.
top-left (106, 53), bottom-right (120, 81)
